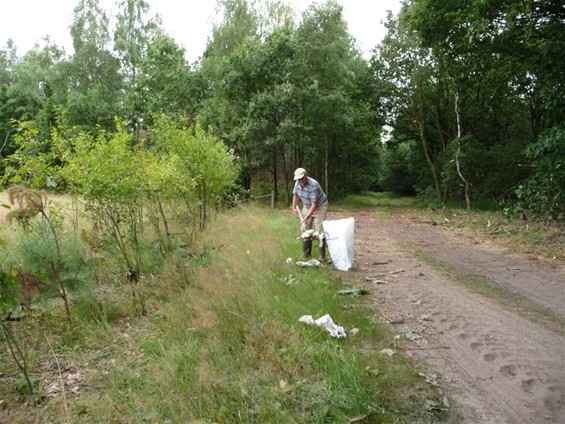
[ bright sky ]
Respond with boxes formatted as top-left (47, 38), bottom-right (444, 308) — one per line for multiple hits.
top-left (1, 0), bottom-right (401, 63)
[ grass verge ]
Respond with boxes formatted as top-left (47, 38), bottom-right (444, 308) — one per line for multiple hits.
top-left (333, 192), bottom-right (418, 211)
top-left (1, 205), bottom-right (446, 423)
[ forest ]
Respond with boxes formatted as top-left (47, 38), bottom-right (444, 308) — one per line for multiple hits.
top-left (0, 0), bottom-right (562, 221)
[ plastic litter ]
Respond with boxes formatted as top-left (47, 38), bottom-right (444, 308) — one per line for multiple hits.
top-left (295, 259), bottom-right (322, 267)
top-left (298, 314), bottom-right (347, 338)
top-left (298, 229), bottom-right (322, 242)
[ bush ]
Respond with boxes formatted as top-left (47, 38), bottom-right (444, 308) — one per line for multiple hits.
top-left (514, 126), bottom-right (565, 222)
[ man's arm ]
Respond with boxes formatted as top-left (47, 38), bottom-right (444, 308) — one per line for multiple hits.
top-left (303, 201), bottom-right (318, 223)
top-left (291, 194), bottom-right (300, 216)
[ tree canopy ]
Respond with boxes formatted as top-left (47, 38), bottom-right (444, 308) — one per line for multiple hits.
top-left (1, 0), bottom-right (563, 221)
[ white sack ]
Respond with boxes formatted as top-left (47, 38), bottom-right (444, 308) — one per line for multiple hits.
top-left (323, 217), bottom-right (355, 271)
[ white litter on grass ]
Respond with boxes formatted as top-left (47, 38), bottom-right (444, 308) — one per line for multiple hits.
top-left (298, 314), bottom-right (347, 338)
top-left (295, 259), bottom-right (322, 267)
top-left (298, 315), bottom-right (315, 324)
top-left (286, 257), bottom-right (293, 264)
top-left (281, 274), bottom-right (299, 286)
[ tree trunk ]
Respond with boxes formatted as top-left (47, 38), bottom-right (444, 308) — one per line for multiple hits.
top-left (324, 134), bottom-right (329, 198)
top-left (282, 143), bottom-right (291, 204)
top-left (454, 93), bottom-right (471, 210)
top-left (273, 146), bottom-right (278, 203)
top-left (416, 90), bottom-right (442, 199)
top-left (417, 120), bottom-right (441, 199)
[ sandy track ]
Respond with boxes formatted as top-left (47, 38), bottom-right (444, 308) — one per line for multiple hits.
top-left (340, 209), bottom-right (565, 423)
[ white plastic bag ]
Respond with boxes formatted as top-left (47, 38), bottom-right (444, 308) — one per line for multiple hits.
top-left (323, 217), bottom-right (355, 271)
top-left (298, 314), bottom-right (347, 338)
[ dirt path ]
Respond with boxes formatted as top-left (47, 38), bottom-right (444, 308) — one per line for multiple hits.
top-left (341, 209), bottom-right (565, 423)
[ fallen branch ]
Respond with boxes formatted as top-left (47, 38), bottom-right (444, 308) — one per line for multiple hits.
top-left (381, 313), bottom-right (404, 324)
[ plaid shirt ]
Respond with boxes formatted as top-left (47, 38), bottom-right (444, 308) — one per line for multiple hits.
top-left (293, 177), bottom-right (327, 209)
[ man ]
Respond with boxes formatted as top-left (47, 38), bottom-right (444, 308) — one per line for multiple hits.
top-left (291, 167), bottom-right (328, 262)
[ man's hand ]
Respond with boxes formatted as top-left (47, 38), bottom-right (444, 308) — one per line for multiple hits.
top-left (292, 205), bottom-right (300, 218)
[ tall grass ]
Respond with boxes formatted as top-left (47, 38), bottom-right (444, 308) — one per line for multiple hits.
top-left (67, 206), bottom-right (443, 423)
top-left (1, 204), bottom-right (445, 423)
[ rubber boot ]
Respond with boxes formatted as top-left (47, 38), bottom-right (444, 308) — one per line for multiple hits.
top-left (318, 239), bottom-right (327, 263)
top-left (302, 240), bottom-right (312, 258)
